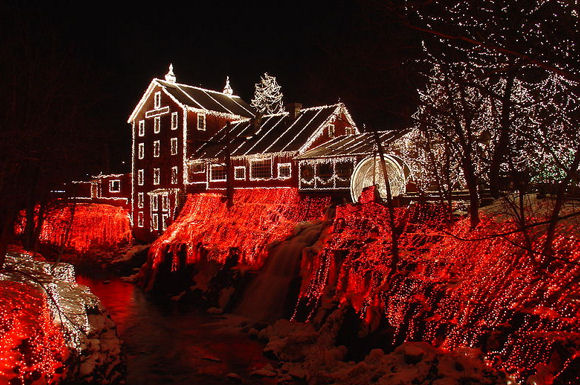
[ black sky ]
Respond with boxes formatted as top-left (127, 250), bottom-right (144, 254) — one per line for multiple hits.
top-left (3, 1), bottom-right (423, 174)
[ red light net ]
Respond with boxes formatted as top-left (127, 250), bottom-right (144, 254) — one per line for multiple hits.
top-left (16, 203), bottom-right (132, 254)
top-left (150, 188), bottom-right (330, 270)
top-left (0, 281), bottom-right (69, 384)
top-left (295, 201), bottom-right (579, 383)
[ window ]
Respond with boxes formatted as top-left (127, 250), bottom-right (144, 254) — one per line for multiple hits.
top-left (189, 161), bottom-right (205, 174)
top-left (138, 169), bottom-right (144, 186)
top-left (138, 192), bottom-right (144, 208)
top-left (345, 126), bottom-right (353, 135)
top-left (335, 161), bottom-right (354, 187)
top-left (250, 158), bottom-right (272, 180)
top-left (278, 163), bottom-right (291, 179)
top-left (171, 112), bottom-right (178, 130)
top-left (153, 140), bottom-right (160, 157)
top-left (152, 213), bottom-right (159, 230)
top-left (171, 138), bottom-right (178, 155)
top-left (138, 143), bottom-right (144, 159)
top-left (151, 195), bottom-right (158, 210)
top-left (109, 179), bottom-right (121, 193)
top-left (197, 113), bottom-right (206, 131)
top-left (162, 195), bottom-right (169, 211)
top-left (138, 120), bottom-right (145, 136)
top-left (162, 214), bottom-right (169, 231)
top-left (171, 166), bottom-right (178, 184)
top-left (137, 212), bottom-right (144, 227)
top-left (154, 117), bottom-right (160, 134)
top-left (154, 91), bottom-right (161, 109)
top-left (210, 164), bottom-right (227, 181)
top-left (234, 166), bottom-right (246, 180)
top-left (153, 168), bottom-right (160, 185)
top-left (328, 124), bottom-right (335, 138)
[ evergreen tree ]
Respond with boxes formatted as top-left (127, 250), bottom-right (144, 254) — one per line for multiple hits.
top-left (250, 73), bottom-right (284, 114)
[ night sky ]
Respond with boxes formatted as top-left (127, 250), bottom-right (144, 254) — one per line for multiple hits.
top-left (3, 1), bottom-right (423, 174)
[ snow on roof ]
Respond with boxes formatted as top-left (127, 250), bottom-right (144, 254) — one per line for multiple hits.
top-left (296, 130), bottom-right (409, 159)
top-left (192, 103), bottom-right (356, 159)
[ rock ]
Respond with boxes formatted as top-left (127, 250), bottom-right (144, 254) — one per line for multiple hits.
top-left (226, 372), bottom-right (243, 383)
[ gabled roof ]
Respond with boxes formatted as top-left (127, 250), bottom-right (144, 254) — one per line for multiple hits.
top-left (128, 79), bottom-right (254, 123)
top-left (296, 130), bottom-right (409, 159)
top-left (193, 103), bottom-right (358, 159)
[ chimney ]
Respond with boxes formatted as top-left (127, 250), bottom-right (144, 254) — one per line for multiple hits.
top-left (286, 102), bottom-right (302, 119)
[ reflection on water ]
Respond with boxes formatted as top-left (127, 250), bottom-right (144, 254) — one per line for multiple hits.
top-left (77, 276), bottom-right (274, 385)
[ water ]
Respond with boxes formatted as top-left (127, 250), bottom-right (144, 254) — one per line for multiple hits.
top-left (77, 276), bottom-right (275, 385)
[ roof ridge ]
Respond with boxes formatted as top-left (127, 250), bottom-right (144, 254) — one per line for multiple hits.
top-left (156, 78), bottom-right (243, 98)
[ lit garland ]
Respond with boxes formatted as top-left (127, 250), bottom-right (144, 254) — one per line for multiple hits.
top-left (294, 200), bottom-right (579, 383)
top-left (147, 188), bottom-right (330, 270)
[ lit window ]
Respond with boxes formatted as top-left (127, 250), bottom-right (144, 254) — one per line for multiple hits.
top-left (345, 126), bottom-right (352, 135)
top-left (234, 166), bottom-right (246, 180)
top-left (278, 163), bottom-right (291, 179)
top-left (139, 120), bottom-right (145, 136)
top-left (189, 161), bottom-right (205, 174)
top-left (154, 91), bottom-right (161, 109)
top-left (328, 124), bottom-right (335, 138)
top-left (138, 143), bottom-right (144, 159)
top-left (153, 140), bottom-right (160, 157)
top-left (138, 169), bottom-right (144, 186)
top-left (171, 112), bottom-right (178, 130)
top-left (154, 117), bottom-right (160, 134)
top-left (153, 168), bottom-right (160, 185)
top-left (171, 166), bottom-right (178, 184)
top-left (210, 164), bottom-right (226, 181)
top-left (151, 195), bottom-right (158, 210)
top-left (162, 195), bottom-right (169, 211)
top-left (137, 212), bottom-right (144, 227)
top-left (109, 179), bottom-right (121, 192)
top-left (250, 158), bottom-right (272, 180)
top-left (152, 213), bottom-right (159, 230)
top-left (138, 192), bottom-right (144, 208)
top-left (197, 113), bottom-right (206, 131)
top-left (171, 138), bottom-right (178, 155)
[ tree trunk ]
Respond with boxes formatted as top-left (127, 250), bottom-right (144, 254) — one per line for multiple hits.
top-left (463, 159), bottom-right (480, 228)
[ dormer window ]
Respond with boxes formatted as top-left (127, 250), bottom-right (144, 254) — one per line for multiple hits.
top-left (109, 179), bottom-right (121, 193)
top-left (171, 112), bottom-right (178, 130)
top-left (154, 91), bottom-right (161, 109)
top-left (154, 117), bottom-right (160, 134)
top-left (139, 120), bottom-right (145, 136)
top-left (197, 113), bottom-right (206, 131)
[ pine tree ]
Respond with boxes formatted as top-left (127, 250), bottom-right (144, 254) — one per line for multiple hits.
top-left (250, 73), bottom-right (284, 114)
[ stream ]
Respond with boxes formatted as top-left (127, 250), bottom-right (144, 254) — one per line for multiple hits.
top-left (77, 275), bottom-right (275, 385)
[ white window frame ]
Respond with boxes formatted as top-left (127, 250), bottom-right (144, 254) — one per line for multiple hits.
top-left (138, 120), bottom-right (145, 136)
top-left (138, 169), bottom-right (144, 186)
top-left (138, 192), bottom-right (144, 208)
top-left (162, 213), bottom-right (169, 231)
top-left (138, 143), bottom-right (144, 159)
top-left (277, 163), bottom-right (292, 179)
top-left (210, 164), bottom-right (227, 182)
top-left (151, 195), bottom-right (158, 211)
top-left (171, 166), bottom-right (178, 184)
top-left (171, 137), bottom-right (178, 155)
top-left (153, 168), bottom-right (160, 185)
top-left (328, 123), bottom-right (335, 138)
top-left (137, 212), bottom-right (144, 227)
top-left (154, 91), bottom-right (161, 109)
top-left (162, 195), bottom-right (169, 211)
top-left (152, 213), bottom-right (159, 231)
top-left (190, 161), bottom-right (205, 174)
top-left (249, 158), bottom-right (273, 180)
top-left (153, 140), bottom-right (160, 157)
top-left (109, 179), bottom-right (121, 193)
top-left (171, 112), bottom-right (178, 130)
top-left (197, 113), bottom-right (206, 131)
top-left (234, 166), bottom-right (246, 180)
top-left (154, 117), bottom-right (160, 134)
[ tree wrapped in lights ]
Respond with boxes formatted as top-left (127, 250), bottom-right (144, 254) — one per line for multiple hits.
top-left (250, 73), bottom-right (285, 114)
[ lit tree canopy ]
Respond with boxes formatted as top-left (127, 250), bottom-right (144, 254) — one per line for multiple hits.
top-left (251, 73), bottom-right (284, 114)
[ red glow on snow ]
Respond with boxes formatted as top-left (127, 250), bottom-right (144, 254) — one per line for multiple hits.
top-left (295, 200), bottom-right (579, 383)
top-left (0, 281), bottom-right (69, 384)
top-left (16, 203), bottom-right (132, 254)
top-left (150, 188), bottom-right (330, 269)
